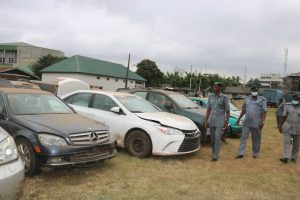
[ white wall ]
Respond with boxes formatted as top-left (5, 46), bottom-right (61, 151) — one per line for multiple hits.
top-left (42, 73), bottom-right (145, 91)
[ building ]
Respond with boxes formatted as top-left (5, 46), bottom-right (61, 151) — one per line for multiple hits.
top-left (259, 73), bottom-right (283, 88)
top-left (0, 42), bottom-right (64, 66)
top-left (285, 72), bottom-right (300, 92)
top-left (41, 55), bottom-right (146, 91)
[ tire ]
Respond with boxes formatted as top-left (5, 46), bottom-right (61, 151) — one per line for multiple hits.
top-left (126, 130), bottom-right (152, 158)
top-left (16, 137), bottom-right (40, 176)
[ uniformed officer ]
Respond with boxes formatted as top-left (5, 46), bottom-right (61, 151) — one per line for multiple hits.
top-left (235, 86), bottom-right (267, 159)
top-left (279, 93), bottom-right (300, 163)
top-left (205, 82), bottom-right (230, 161)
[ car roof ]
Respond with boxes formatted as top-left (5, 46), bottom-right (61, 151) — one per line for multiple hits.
top-left (131, 88), bottom-right (182, 95)
top-left (73, 89), bottom-right (137, 97)
top-left (0, 87), bottom-right (52, 95)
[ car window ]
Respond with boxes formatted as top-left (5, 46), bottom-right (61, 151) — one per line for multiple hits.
top-left (133, 91), bottom-right (147, 99)
top-left (65, 93), bottom-right (92, 107)
top-left (148, 92), bottom-right (171, 111)
top-left (92, 94), bottom-right (118, 111)
top-left (0, 94), bottom-right (6, 115)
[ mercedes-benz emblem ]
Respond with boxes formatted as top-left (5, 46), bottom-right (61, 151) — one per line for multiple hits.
top-left (90, 132), bottom-right (98, 142)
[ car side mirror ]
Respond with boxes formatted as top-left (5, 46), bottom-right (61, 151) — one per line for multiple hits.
top-left (111, 107), bottom-right (122, 114)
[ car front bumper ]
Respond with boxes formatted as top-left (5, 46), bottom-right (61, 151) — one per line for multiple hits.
top-left (39, 140), bottom-right (117, 167)
top-left (152, 133), bottom-right (201, 156)
top-left (0, 158), bottom-right (25, 200)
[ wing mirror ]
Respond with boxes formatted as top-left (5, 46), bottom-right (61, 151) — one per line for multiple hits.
top-left (111, 107), bottom-right (122, 114)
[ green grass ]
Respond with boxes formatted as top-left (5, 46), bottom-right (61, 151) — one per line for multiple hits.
top-left (20, 105), bottom-right (300, 200)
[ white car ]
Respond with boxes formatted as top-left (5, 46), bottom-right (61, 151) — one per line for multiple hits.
top-left (61, 90), bottom-right (201, 157)
top-left (0, 127), bottom-right (24, 200)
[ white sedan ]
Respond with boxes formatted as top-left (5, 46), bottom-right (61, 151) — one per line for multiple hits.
top-left (61, 90), bottom-right (201, 157)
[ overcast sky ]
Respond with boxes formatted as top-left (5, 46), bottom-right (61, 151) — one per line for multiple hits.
top-left (1, 0), bottom-right (299, 81)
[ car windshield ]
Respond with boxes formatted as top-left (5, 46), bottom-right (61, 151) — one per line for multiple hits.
top-left (115, 95), bottom-right (160, 113)
top-left (7, 93), bottom-right (73, 115)
top-left (169, 94), bottom-right (199, 109)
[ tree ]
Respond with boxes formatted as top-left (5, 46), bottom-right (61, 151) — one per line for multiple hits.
top-left (136, 59), bottom-right (164, 87)
top-left (32, 54), bottom-right (66, 75)
top-left (246, 78), bottom-right (261, 88)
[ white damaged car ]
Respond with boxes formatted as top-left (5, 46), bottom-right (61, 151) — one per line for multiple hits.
top-left (60, 90), bottom-right (201, 157)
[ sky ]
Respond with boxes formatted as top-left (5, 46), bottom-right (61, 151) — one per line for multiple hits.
top-left (1, 0), bottom-right (299, 81)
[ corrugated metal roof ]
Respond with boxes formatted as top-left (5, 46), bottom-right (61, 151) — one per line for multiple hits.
top-left (40, 55), bottom-right (146, 81)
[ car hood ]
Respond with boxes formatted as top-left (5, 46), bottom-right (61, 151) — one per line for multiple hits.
top-left (14, 114), bottom-right (107, 136)
top-left (135, 112), bottom-right (197, 131)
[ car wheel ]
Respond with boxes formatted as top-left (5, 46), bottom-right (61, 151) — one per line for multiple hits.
top-left (126, 130), bottom-right (152, 158)
top-left (16, 137), bottom-right (40, 176)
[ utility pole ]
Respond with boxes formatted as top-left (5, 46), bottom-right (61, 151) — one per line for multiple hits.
top-left (243, 65), bottom-right (247, 86)
top-left (125, 53), bottom-right (130, 89)
top-left (283, 48), bottom-right (288, 91)
top-left (189, 65), bottom-right (192, 93)
top-left (198, 69), bottom-right (202, 96)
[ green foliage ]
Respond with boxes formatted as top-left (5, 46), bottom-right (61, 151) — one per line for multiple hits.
top-left (163, 72), bottom-right (242, 91)
top-left (136, 59), bottom-right (164, 87)
top-left (32, 54), bottom-right (66, 74)
top-left (245, 78), bottom-right (261, 88)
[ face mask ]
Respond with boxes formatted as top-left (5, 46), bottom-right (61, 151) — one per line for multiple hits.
top-left (251, 92), bottom-right (258, 96)
top-left (292, 100), bottom-right (299, 105)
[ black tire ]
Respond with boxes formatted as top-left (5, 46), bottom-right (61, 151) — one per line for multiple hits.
top-left (16, 137), bottom-right (40, 176)
top-left (126, 130), bottom-right (152, 158)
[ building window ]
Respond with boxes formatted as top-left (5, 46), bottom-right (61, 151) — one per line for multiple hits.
top-left (115, 79), bottom-right (118, 82)
top-left (97, 76), bottom-right (100, 80)
top-left (0, 58), bottom-right (2, 63)
top-left (106, 77), bottom-right (110, 81)
top-left (136, 81), bottom-right (142, 84)
top-left (9, 58), bottom-right (14, 63)
top-left (123, 80), bottom-right (126, 83)
top-left (130, 81), bottom-right (133, 83)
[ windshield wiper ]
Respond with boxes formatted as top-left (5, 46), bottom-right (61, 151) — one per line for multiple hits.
top-left (131, 111), bottom-right (143, 113)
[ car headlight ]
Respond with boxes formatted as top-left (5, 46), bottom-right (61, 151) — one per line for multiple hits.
top-left (0, 136), bottom-right (18, 165)
top-left (155, 125), bottom-right (184, 135)
top-left (38, 134), bottom-right (67, 146)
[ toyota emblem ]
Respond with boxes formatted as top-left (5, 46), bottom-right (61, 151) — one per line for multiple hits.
top-left (90, 132), bottom-right (98, 142)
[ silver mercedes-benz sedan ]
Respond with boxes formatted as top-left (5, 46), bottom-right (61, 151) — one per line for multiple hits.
top-left (0, 127), bottom-right (24, 200)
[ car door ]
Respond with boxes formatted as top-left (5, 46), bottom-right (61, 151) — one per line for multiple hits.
top-left (0, 93), bottom-right (17, 136)
top-left (89, 94), bottom-right (126, 141)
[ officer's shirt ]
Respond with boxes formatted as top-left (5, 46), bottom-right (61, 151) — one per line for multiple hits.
top-left (207, 93), bottom-right (230, 128)
top-left (242, 96), bottom-right (267, 129)
top-left (282, 104), bottom-right (300, 135)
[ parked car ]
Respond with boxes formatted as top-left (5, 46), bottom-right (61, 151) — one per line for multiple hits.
top-left (0, 88), bottom-right (117, 176)
top-left (60, 90), bottom-right (201, 158)
top-left (232, 95), bottom-right (244, 100)
top-left (189, 97), bottom-right (244, 136)
top-left (0, 126), bottom-right (24, 200)
top-left (129, 89), bottom-right (208, 141)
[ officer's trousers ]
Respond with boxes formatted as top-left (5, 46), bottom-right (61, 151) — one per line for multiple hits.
top-left (210, 127), bottom-right (223, 159)
top-left (283, 133), bottom-right (300, 160)
top-left (238, 127), bottom-right (261, 157)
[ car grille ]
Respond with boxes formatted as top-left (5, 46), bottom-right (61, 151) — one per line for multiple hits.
top-left (68, 130), bottom-right (109, 145)
top-left (182, 129), bottom-right (200, 137)
top-left (178, 134), bottom-right (200, 152)
top-left (69, 148), bottom-right (115, 162)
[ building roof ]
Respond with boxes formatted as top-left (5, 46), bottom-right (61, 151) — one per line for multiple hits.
top-left (0, 65), bottom-right (39, 79)
top-left (40, 55), bottom-right (146, 82)
top-left (0, 42), bottom-right (35, 50)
